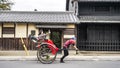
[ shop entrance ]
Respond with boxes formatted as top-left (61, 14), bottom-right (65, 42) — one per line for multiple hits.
top-left (40, 29), bottom-right (62, 49)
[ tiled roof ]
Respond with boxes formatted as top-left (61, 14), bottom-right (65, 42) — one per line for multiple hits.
top-left (78, 0), bottom-right (120, 2)
top-left (0, 11), bottom-right (79, 24)
top-left (79, 16), bottom-right (120, 23)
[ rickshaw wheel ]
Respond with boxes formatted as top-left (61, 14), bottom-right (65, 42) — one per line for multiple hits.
top-left (37, 44), bottom-right (57, 64)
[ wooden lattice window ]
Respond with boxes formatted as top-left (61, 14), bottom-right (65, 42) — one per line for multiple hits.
top-left (95, 6), bottom-right (110, 12)
top-left (2, 27), bottom-right (15, 34)
top-left (114, 6), bottom-right (120, 13)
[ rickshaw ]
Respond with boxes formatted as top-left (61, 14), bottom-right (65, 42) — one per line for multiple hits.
top-left (29, 34), bottom-right (59, 64)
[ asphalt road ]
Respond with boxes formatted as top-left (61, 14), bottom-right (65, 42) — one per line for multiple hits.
top-left (0, 60), bottom-right (120, 68)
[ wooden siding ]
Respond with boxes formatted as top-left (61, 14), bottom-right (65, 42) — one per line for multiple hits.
top-left (0, 38), bottom-right (36, 50)
top-left (64, 29), bottom-right (75, 35)
top-left (0, 24), bottom-right (2, 38)
top-left (78, 2), bottom-right (120, 16)
top-left (77, 23), bottom-right (120, 51)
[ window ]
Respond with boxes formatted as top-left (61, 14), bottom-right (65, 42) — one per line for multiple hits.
top-left (95, 6), bottom-right (110, 12)
top-left (114, 7), bottom-right (120, 13)
top-left (2, 27), bottom-right (15, 34)
top-left (31, 30), bottom-right (35, 35)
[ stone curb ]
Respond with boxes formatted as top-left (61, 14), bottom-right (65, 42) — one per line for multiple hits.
top-left (0, 56), bottom-right (120, 61)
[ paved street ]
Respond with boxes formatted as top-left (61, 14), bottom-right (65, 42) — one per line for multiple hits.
top-left (0, 51), bottom-right (120, 68)
top-left (0, 60), bottom-right (120, 68)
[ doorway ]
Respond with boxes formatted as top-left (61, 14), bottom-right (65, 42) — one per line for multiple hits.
top-left (39, 29), bottom-right (62, 49)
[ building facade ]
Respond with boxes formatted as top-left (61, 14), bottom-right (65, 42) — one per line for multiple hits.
top-left (0, 11), bottom-right (78, 50)
top-left (67, 0), bottom-right (120, 51)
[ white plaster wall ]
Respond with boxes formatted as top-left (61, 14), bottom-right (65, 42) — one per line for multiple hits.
top-left (67, 24), bottom-right (75, 28)
top-left (64, 35), bottom-right (75, 38)
top-left (69, 0), bottom-right (78, 15)
top-left (15, 23), bottom-right (27, 38)
top-left (28, 24), bottom-right (39, 37)
top-left (3, 34), bottom-right (14, 38)
top-left (3, 23), bottom-right (14, 27)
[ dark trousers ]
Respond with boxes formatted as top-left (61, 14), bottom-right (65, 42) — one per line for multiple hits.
top-left (60, 47), bottom-right (69, 61)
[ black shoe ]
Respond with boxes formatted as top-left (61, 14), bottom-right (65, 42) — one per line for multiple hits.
top-left (60, 61), bottom-right (65, 63)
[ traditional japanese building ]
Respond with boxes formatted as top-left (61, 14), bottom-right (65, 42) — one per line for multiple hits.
top-left (67, 0), bottom-right (120, 51)
top-left (0, 11), bottom-right (78, 50)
